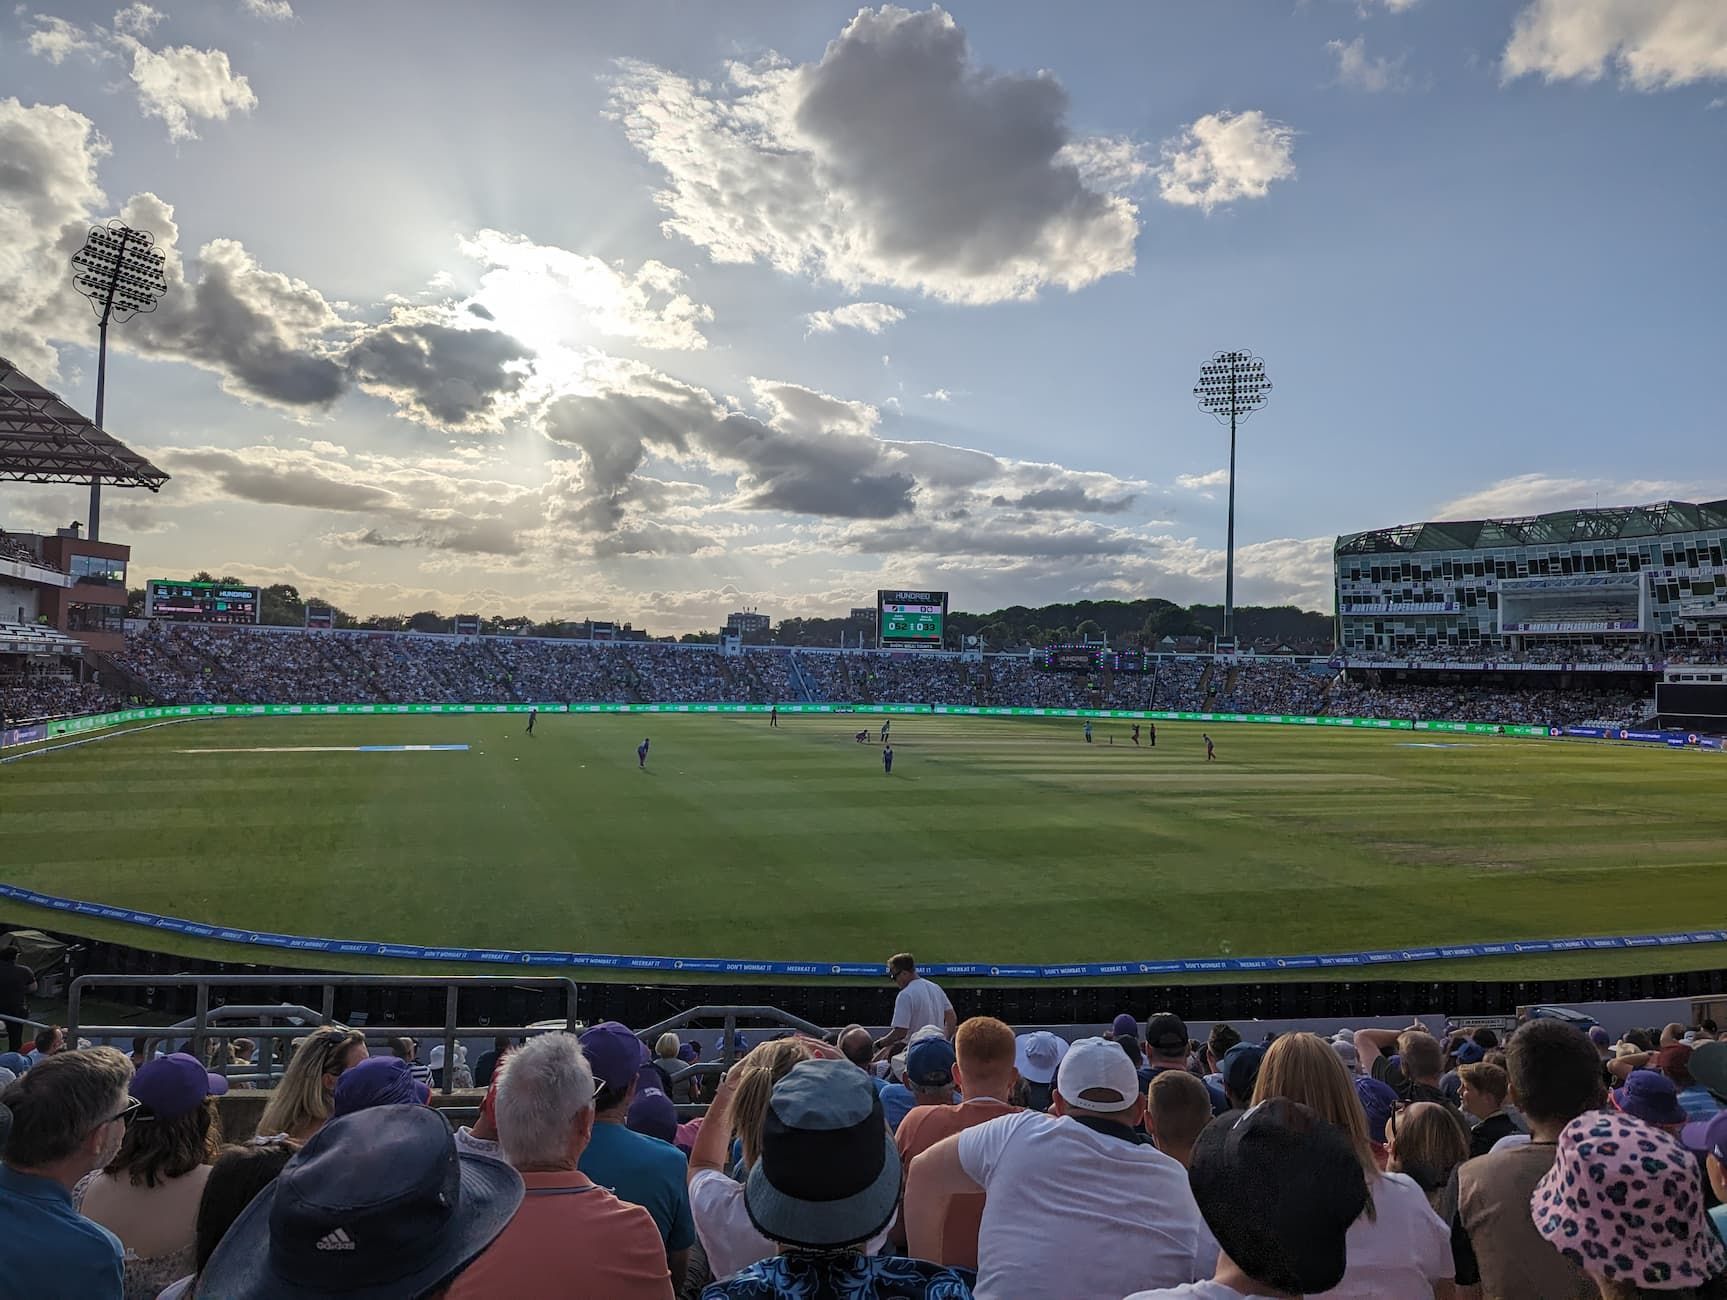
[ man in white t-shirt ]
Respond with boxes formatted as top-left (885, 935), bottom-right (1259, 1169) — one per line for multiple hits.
top-left (873, 953), bottom-right (957, 1063)
top-left (1123, 1097), bottom-right (1368, 1300)
top-left (903, 1036), bottom-right (1214, 1300)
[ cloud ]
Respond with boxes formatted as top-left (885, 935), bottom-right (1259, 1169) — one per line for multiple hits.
top-left (241, 0), bottom-right (294, 18)
top-left (119, 34), bottom-right (258, 140)
top-left (923, 388), bottom-right (953, 402)
top-left (1158, 111), bottom-right (1297, 211)
top-left (1328, 36), bottom-right (1412, 91)
top-left (344, 307), bottom-right (534, 431)
top-left (608, 4), bottom-right (1139, 304)
top-left (1176, 468), bottom-right (1230, 493)
top-left (1503, 0), bottom-right (1727, 90)
top-left (456, 229), bottom-right (712, 352)
top-left (27, 14), bottom-right (108, 62)
top-left (113, 4), bottom-right (163, 37)
top-left (1358, 0), bottom-right (1420, 11)
top-left (156, 446), bottom-right (401, 513)
top-left (1056, 134), bottom-right (1154, 191)
top-left (804, 302), bottom-right (906, 335)
top-left (1432, 473), bottom-right (1722, 520)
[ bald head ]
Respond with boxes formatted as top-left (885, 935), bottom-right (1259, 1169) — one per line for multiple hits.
top-left (838, 1025), bottom-right (874, 1069)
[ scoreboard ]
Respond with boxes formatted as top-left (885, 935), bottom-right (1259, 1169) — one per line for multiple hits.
top-left (1034, 646), bottom-right (1152, 673)
top-left (877, 589), bottom-right (947, 649)
top-left (145, 579), bottom-right (260, 625)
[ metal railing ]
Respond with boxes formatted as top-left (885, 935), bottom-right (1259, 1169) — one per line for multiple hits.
top-left (635, 1004), bottom-right (832, 1117)
top-left (67, 974), bottom-right (582, 1095)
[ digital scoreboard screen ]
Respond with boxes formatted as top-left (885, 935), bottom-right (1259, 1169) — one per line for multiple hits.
top-left (877, 589), bottom-right (947, 649)
top-left (1035, 646), bottom-right (1152, 673)
top-left (145, 579), bottom-right (260, 625)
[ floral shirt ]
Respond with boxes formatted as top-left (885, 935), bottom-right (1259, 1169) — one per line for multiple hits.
top-left (701, 1251), bottom-right (975, 1299)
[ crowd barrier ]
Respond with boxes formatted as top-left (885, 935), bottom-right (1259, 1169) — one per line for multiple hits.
top-left (5, 700), bottom-right (1722, 750)
top-left (0, 881), bottom-right (1722, 979)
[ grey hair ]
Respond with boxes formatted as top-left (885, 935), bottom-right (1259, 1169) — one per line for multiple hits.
top-left (656, 1032), bottom-right (681, 1059)
top-left (495, 1033), bottom-right (595, 1170)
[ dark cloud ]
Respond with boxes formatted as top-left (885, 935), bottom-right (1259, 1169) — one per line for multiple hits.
top-left (159, 447), bottom-right (398, 512)
top-left (465, 302), bottom-right (495, 320)
top-left (996, 484), bottom-right (1137, 514)
top-left (345, 316), bottom-right (533, 429)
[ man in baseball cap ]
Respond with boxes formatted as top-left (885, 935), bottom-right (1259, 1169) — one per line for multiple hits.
top-left (904, 1037), bottom-right (1214, 1300)
top-left (1123, 1099), bottom-right (1368, 1299)
top-left (575, 1022), bottom-right (695, 1290)
top-left (1681, 1109), bottom-right (1727, 1244)
top-left (881, 1034), bottom-right (958, 1133)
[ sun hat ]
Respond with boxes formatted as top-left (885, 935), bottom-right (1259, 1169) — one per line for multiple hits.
top-left (197, 1105), bottom-right (523, 1298)
top-left (579, 1022), bottom-right (648, 1100)
top-left (1612, 1070), bottom-right (1688, 1128)
top-left (1111, 1013), bottom-right (1140, 1038)
top-left (1692, 1042), bottom-right (1727, 1101)
top-left (744, 1057), bottom-right (900, 1249)
top-left (1056, 1037), bottom-right (1140, 1111)
top-left (1014, 1032), bottom-right (1067, 1086)
top-left (1353, 1076), bottom-right (1398, 1144)
top-left (1532, 1111), bottom-right (1727, 1288)
top-left (131, 1052), bottom-right (228, 1119)
top-left (1681, 1109), bottom-right (1727, 1162)
top-left (332, 1056), bottom-right (431, 1117)
top-left (1219, 1042), bottom-right (1268, 1102)
top-left (905, 1038), bottom-right (956, 1088)
top-left (1191, 1099), bottom-right (1368, 1295)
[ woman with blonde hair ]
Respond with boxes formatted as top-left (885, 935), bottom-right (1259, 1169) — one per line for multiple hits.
top-left (1253, 1032), bottom-right (1457, 1299)
top-left (255, 1026), bottom-right (367, 1143)
top-left (1387, 1100), bottom-right (1471, 1213)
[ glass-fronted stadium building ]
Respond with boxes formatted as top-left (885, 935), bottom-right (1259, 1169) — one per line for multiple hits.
top-left (1334, 500), bottom-right (1727, 654)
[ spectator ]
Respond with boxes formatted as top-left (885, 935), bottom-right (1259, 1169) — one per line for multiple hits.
top-left (387, 1035), bottom-right (434, 1089)
top-left (154, 1139), bottom-right (297, 1300)
top-left (881, 1035), bottom-right (957, 1133)
top-left (1385, 1101), bottom-right (1470, 1214)
top-left (1204, 1023), bottom-right (1242, 1079)
top-left (652, 1032), bottom-right (682, 1092)
top-left (836, 1025), bottom-right (881, 1092)
top-left (1611, 1069), bottom-right (1690, 1134)
top-left (692, 1037), bottom-right (846, 1281)
top-left (1111, 1012), bottom-right (1140, 1039)
top-left (628, 1065), bottom-right (680, 1146)
top-left (1352, 1075), bottom-right (1398, 1168)
top-left (875, 954), bottom-right (956, 1063)
top-left (0, 946), bottom-right (35, 1056)
top-left (449, 1032), bottom-right (672, 1299)
top-left (1218, 1043), bottom-right (1267, 1113)
top-left (1681, 1111), bottom-right (1727, 1246)
top-left (1123, 1098), bottom-right (1370, 1300)
top-left (1697, 1042), bottom-right (1727, 1106)
top-left (1659, 1044), bottom-right (1725, 1121)
top-left (578, 1022), bottom-right (696, 1291)
top-left (892, 1016), bottom-right (1021, 1267)
top-left (1012, 1032), bottom-right (1066, 1114)
top-left (72, 1053), bottom-right (227, 1300)
top-left (905, 1037), bottom-right (1212, 1300)
top-left (1252, 1032), bottom-right (1454, 1298)
top-left (1355, 1024), bottom-right (1454, 1107)
top-left (701, 1057), bottom-right (973, 1299)
top-left (27, 1025), bottom-right (65, 1066)
top-left (430, 1042), bottom-right (472, 1090)
top-left (1458, 1060), bottom-right (1520, 1156)
top-left (1453, 1019), bottom-right (1603, 1299)
top-left (1139, 1011), bottom-right (1191, 1085)
top-left (474, 1034), bottom-right (511, 1088)
top-left (0, 1046), bottom-right (135, 1299)
top-left (1532, 1111), bottom-right (1727, 1295)
top-left (254, 1026), bottom-right (368, 1143)
top-left (197, 1105), bottom-right (522, 1298)
top-left (454, 1072), bottom-right (505, 1161)
top-left (330, 1055), bottom-right (431, 1117)
top-left (1331, 1038), bottom-right (1362, 1076)
top-left (1145, 1071), bottom-right (1211, 1167)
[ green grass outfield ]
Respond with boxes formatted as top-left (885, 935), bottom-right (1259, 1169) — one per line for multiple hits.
top-left (3, 713), bottom-right (1726, 983)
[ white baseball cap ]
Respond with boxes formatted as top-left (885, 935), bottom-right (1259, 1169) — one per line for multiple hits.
top-left (1014, 1032), bottom-right (1069, 1085)
top-left (1056, 1036), bottom-right (1140, 1110)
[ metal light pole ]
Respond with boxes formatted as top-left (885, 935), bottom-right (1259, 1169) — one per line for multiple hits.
top-left (71, 220), bottom-right (167, 541)
top-left (1193, 351), bottom-right (1271, 644)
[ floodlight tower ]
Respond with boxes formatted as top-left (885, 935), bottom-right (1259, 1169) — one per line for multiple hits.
top-left (1193, 350), bottom-right (1272, 644)
top-left (71, 219), bottom-right (167, 540)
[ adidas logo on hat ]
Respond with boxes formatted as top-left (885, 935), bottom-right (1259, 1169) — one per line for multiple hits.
top-left (316, 1228), bottom-right (356, 1252)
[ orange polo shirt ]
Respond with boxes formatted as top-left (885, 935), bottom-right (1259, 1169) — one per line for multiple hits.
top-left (446, 1169), bottom-right (673, 1300)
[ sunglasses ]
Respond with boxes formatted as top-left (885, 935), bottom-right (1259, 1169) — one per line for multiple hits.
top-left (97, 1097), bottom-right (143, 1133)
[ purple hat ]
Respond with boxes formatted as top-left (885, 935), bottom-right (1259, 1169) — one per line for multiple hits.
top-left (627, 1065), bottom-right (680, 1145)
top-left (1588, 1026), bottom-right (1613, 1048)
top-left (333, 1056), bottom-right (431, 1117)
top-left (1111, 1013), bottom-right (1139, 1038)
top-left (1612, 1069), bottom-right (1688, 1128)
top-left (1455, 1040), bottom-right (1486, 1065)
top-left (1533, 1111), bottom-right (1727, 1288)
top-left (677, 1042), bottom-right (698, 1064)
top-left (1353, 1075), bottom-right (1398, 1144)
top-left (1681, 1109), bottom-right (1727, 1161)
top-left (131, 1052), bottom-right (228, 1119)
top-left (580, 1022), bottom-right (648, 1099)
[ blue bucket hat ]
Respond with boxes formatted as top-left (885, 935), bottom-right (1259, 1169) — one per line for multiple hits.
top-left (745, 1057), bottom-right (901, 1249)
top-left (197, 1105), bottom-right (522, 1298)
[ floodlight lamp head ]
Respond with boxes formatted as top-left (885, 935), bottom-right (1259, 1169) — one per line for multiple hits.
top-left (71, 219), bottom-right (168, 323)
top-left (1192, 349), bottom-right (1272, 424)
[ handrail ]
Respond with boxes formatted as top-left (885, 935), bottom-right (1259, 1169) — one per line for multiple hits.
top-left (68, 973), bottom-right (582, 1095)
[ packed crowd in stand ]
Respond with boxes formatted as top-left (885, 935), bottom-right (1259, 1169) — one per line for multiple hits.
top-left (0, 676), bottom-right (117, 727)
top-left (6, 948), bottom-right (1727, 1298)
top-left (0, 533), bottom-right (46, 567)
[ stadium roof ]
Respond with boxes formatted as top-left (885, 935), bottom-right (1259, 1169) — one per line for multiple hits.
top-left (0, 354), bottom-right (169, 490)
top-left (1336, 499), bottom-right (1727, 556)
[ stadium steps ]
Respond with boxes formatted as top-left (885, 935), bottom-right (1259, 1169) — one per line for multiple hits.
top-left (88, 649), bottom-right (155, 704)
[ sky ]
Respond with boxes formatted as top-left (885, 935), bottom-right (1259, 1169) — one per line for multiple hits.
top-left (1, 0), bottom-right (1724, 632)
